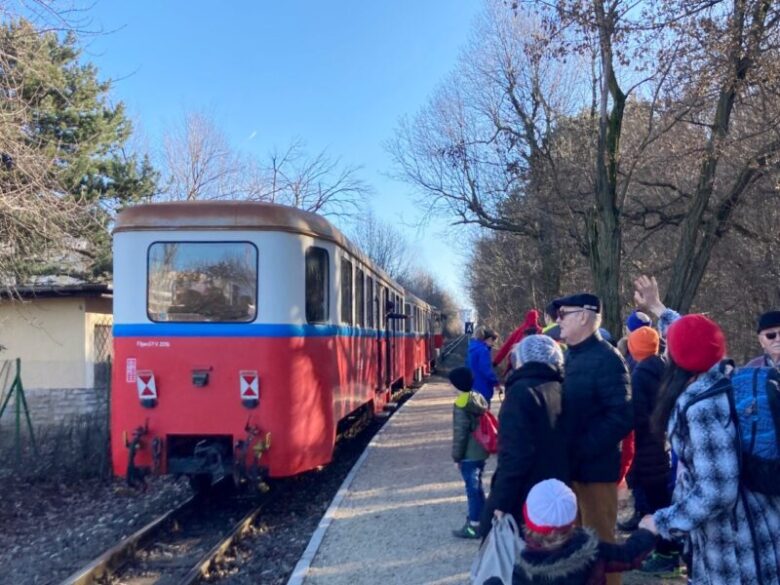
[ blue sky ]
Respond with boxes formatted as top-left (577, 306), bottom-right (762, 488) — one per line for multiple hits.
top-left (85, 1), bottom-right (483, 307)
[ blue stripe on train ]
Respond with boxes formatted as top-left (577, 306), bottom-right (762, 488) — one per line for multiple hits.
top-left (113, 323), bottom-right (423, 338)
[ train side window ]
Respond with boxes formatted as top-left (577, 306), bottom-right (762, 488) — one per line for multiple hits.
top-left (355, 268), bottom-right (365, 327)
top-left (341, 259), bottom-right (353, 325)
top-left (379, 286), bottom-right (386, 330)
top-left (366, 277), bottom-right (374, 329)
top-left (305, 247), bottom-right (330, 323)
top-left (147, 241), bottom-right (257, 323)
top-left (404, 303), bottom-right (411, 333)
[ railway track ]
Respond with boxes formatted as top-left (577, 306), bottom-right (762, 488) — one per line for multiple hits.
top-left (439, 334), bottom-right (467, 361)
top-left (59, 488), bottom-right (273, 585)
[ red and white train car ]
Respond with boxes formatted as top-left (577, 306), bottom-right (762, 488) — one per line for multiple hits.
top-left (111, 201), bottom-right (438, 487)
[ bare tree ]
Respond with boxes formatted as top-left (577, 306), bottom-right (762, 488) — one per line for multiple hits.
top-left (347, 209), bottom-right (412, 281)
top-left (161, 111), bottom-right (246, 201)
top-left (248, 138), bottom-right (370, 219)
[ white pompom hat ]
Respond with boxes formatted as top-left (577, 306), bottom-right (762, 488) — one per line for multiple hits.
top-left (522, 479), bottom-right (578, 534)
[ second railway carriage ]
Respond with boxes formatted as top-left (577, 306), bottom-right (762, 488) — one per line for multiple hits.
top-left (111, 201), bottom-right (438, 488)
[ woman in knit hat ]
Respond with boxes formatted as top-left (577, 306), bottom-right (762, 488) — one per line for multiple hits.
top-left (479, 335), bottom-right (569, 537)
top-left (625, 326), bottom-right (681, 575)
top-left (634, 275), bottom-right (780, 585)
top-left (481, 479), bottom-right (655, 585)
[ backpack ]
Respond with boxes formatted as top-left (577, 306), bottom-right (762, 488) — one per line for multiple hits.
top-left (473, 411), bottom-right (499, 455)
top-left (730, 366), bottom-right (780, 494)
top-left (680, 364), bottom-right (780, 495)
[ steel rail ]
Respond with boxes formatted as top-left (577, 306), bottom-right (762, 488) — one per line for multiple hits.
top-left (175, 496), bottom-right (272, 584)
top-left (439, 334), bottom-right (467, 360)
top-left (58, 495), bottom-right (196, 585)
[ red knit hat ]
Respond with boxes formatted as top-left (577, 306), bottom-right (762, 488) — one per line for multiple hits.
top-left (627, 326), bottom-right (659, 362)
top-left (666, 314), bottom-right (726, 373)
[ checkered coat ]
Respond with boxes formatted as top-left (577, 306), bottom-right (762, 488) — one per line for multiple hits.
top-left (654, 309), bottom-right (780, 585)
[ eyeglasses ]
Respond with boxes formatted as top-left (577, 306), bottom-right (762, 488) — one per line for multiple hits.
top-left (557, 309), bottom-right (586, 321)
top-left (764, 331), bottom-right (780, 341)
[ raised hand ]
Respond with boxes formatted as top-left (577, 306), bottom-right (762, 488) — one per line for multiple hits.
top-left (633, 275), bottom-right (665, 317)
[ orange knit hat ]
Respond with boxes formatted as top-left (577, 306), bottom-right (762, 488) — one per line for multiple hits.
top-left (627, 326), bottom-right (659, 361)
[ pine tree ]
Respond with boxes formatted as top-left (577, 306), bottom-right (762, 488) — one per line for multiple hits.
top-left (0, 19), bottom-right (158, 282)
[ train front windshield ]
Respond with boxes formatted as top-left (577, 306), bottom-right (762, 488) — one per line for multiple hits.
top-left (147, 241), bottom-right (258, 323)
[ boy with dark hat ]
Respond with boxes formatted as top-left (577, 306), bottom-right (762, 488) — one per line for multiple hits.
top-left (450, 366), bottom-right (489, 539)
top-left (746, 310), bottom-right (780, 368)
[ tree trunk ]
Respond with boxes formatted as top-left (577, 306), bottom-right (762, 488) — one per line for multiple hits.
top-left (590, 0), bottom-right (626, 339)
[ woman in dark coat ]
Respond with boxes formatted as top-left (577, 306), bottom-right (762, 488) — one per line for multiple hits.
top-left (626, 326), bottom-right (680, 571)
top-left (480, 334), bottom-right (570, 536)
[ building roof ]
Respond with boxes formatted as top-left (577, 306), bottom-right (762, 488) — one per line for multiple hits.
top-left (0, 283), bottom-right (112, 299)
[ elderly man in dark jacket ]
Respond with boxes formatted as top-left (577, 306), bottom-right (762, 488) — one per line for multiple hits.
top-left (479, 334), bottom-right (569, 536)
top-left (551, 293), bottom-right (633, 585)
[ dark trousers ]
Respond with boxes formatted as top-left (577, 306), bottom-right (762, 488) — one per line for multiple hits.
top-left (642, 479), bottom-right (682, 557)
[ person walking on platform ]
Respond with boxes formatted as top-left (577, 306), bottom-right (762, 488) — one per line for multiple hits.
top-left (482, 479), bottom-right (656, 585)
top-left (550, 293), bottom-right (632, 585)
top-left (468, 326), bottom-right (501, 404)
top-left (746, 310), bottom-right (780, 368)
top-left (479, 334), bottom-right (569, 537)
top-left (492, 309), bottom-right (542, 375)
top-left (449, 366), bottom-right (490, 539)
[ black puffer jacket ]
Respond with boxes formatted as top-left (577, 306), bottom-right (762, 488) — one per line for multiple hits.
top-left (479, 362), bottom-right (569, 535)
top-left (631, 354), bottom-right (670, 485)
top-left (562, 333), bottom-right (633, 483)
top-left (482, 528), bottom-right (655, 585)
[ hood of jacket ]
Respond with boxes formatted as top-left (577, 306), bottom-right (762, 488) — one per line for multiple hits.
top-left (516, 528), bottom-right (599, 580)
top-left (454, 390), bottom-right (488, 416)
top-left (505, 361), bottom-right (563, 389)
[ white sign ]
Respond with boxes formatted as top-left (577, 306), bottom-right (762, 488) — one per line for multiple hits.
top-left (126, 358), bottom-right (137, 383)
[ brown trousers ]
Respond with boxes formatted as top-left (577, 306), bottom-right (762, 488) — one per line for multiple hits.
top-left (573, 481), bottom-right (620, 585)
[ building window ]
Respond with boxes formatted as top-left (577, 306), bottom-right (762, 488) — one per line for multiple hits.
top-left (306, 247), bottom-right (330, 323)
top-left (341, 259), bottom-right (353, 325)
top-left (355, 269), bottom-right (365, 327)
top-left (148, 242), bottom-right (257, 323)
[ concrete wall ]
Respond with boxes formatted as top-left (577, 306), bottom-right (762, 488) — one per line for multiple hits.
top-left (0, 297), bottom-right (88, 389)
top-left (0, 296), bottom-right (113, 430)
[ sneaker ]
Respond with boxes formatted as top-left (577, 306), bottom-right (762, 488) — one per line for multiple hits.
top-left (452, 522), bottom-right (481, 539)
top-left (640, 552), bottom-right (682, 576)
top-left (617, 510), bottom-right (642, 532)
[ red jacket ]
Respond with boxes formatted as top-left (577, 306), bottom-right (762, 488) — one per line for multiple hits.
top-left (493, 309), bottom-right (542, 369)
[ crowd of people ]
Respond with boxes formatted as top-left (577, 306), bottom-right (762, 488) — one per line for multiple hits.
top-left (451, 275), bottom-right (780, 585)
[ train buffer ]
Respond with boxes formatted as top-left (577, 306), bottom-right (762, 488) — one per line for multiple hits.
top-left (288, 377), bottom-right (495, 585)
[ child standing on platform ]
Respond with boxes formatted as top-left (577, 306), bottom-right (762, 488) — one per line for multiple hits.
top-left (450, 366), bottom-right (489, 539)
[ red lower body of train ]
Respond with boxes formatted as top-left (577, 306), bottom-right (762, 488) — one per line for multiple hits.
top-left (111, 327), bottom-right (435, 487)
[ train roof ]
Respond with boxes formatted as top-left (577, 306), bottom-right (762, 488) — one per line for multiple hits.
top-left (114, 201), bottom-right (418, 297)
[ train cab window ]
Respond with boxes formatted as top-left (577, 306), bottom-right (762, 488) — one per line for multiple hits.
top-left (355, 269), bottom-right (365, 327)
top-left (305, 247), bottom-right (330, 323)
top-left (147, 242), bottom-right (257, 323)
top-left (366, 277), bottom-right (374, 329)
top-left (341, 259), bottom-right (353, 325)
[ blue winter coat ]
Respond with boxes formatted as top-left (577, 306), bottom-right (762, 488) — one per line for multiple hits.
top-left (467, 339), bottom-right (499, 403)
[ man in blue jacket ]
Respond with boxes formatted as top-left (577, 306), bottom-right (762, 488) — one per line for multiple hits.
top-left (467, 326), bottom-right (500, 404)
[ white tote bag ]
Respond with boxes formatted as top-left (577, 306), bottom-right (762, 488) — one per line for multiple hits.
top-left (469, 515), bottom-right (524, 584)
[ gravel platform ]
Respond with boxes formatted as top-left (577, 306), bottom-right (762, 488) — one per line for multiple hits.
top-left (295, 378), bottom-right (489, 585)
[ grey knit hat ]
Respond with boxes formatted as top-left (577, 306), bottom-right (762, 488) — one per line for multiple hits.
top-left (511, 334), bottom-right (564, 369)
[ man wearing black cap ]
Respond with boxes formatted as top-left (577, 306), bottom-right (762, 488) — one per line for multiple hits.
top-left (551, 292), bottom-right (632, 585)
top-left (746, 310), bottom-right (780, 368)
